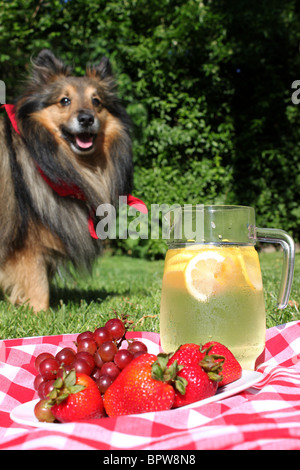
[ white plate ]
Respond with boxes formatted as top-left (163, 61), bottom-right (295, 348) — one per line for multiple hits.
top-left (181, 369), bottom-right (262, 410)
top-left (10, 370), bottom-right (263, 428)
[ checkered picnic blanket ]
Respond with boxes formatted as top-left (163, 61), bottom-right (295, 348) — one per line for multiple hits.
top-left (1, 322), bottom-right (300, 450)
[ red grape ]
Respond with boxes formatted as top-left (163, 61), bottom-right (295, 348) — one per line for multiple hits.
top-left (77, 331), bottom-right (94, 342)
top-left (92, 368), bottom-right (102, 381)
top-left (93, 327), bottom-right (112, 346)
top-left (127, 341), bottom-right (148, 355)
top-left (114, 349), bottom-right (133, 369)
top-left (100, 362), bottom-right (120, 380)
top-left (94, 350), bottom-right (104, 369)
top-left (71, 358), bottom-right (93, 376)
top-left (75, 351), bottom-right (95, 371)
top-left (38, 379), bottom-right (55, 399)
top-left (34, 352), bottom-right (54, 372)
top-left (105, 318), bottom-right (125, 340)
top-left (39, 357), bottom-right (59, 380)
top-left (96, 375), bottom-right (113, 394)
top-left (55, 348), bottom-right (76, 366)
top-left (37, 382), bottom-right (46, 399)
top-left (133, 351), bottom-right (147, 359)
top-left (77, 338), bottom-right (97, 355)
top-left (98, 341), bottom-right (118, 362)
top-left (34, 373), bottom-right (45, 391)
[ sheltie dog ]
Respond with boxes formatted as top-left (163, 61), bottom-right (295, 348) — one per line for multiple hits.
top-left (0, 49), bottom-right (133, 312)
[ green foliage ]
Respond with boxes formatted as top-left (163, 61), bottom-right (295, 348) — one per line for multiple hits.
top-left (1, 0), bottom-right (299, 258)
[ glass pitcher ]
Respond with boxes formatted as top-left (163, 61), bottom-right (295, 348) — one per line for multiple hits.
top-left (160, 205), bottom-right (295, 370)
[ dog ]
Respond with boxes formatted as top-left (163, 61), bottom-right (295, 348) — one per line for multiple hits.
top-left (0, 49), bottom-right (133, 312)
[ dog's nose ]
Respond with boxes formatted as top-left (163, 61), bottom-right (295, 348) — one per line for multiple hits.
top-left (78, 112), bottom-right (94, 128)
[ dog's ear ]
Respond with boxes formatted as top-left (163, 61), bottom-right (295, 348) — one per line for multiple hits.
top-left (87, 57), bottom-right (113, 80)
top-left (31, 49), bottom-right (70, 84)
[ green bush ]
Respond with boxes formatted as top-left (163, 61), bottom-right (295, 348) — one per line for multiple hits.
top-left (1, 0), bottom-right (299, 258)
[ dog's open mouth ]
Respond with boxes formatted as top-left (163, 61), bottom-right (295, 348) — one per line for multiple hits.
top-left (75, 133), bottom-right (94, 150)
top-left (61, 128), bottom-right (96, 153)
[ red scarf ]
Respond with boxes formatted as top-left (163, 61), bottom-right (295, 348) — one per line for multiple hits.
top-left (1, 104), bottom-right (148, 239)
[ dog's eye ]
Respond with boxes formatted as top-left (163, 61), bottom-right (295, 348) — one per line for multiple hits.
top-left (60, 97), bottom-right (71, 106)
top-left (92, 97), bottom-right (101, 108)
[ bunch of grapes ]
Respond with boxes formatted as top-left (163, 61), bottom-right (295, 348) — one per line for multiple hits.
top-left (34, 317), bottom-right (148, 397)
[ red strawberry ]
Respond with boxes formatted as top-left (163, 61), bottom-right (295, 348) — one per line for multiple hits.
top-left (46, 370), bottom-right (105, 423)
top-left (202, 341), bottom-right (242, 387)
top-left (168, 348), bottom-right (224, 408)
top-left (168, 344), bottom-right (204, 368)
top-left (104, 353), bottom-right (178, 417)
top-left (177, 343), bottom-right (202, 350)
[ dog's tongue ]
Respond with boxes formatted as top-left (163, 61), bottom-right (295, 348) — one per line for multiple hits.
top-left (75, 134), bottom-right (93, 149)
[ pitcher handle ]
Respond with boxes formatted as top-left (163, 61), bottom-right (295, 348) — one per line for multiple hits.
top-left (256, 228), bottom-right (295, 309)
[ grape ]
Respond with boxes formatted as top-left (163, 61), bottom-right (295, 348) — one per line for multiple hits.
top-left (75, 351), bottom-right (95, 371)
top-left (114, 349), bottom-right (133, 370)
top-left (96, 375), bottom-right (113, 394)
top-left (34, 399), bottom-right (56, 423)
top-left (105, 318), bottom-right (125, 340)
top-left (34, 374), bottom-right (45, 391)
top-left (127, 341), bottom-right (148, 355)
top-left (132, 351), bottom-right (147, 359)
top-left (71, 358), bottom-right (93, 376)
top-left (38, 379), bottom-right (55, 399)
top-left (55, 348), bottom-right (76, 366)
top-left (98, 341), bottom-right (118, 362)
top-left (37, 381), bottom-right (47, 399)
top-left (100, 362), bottom-right (120, 380)
top-left (77, 331), bottom-right (94, 342)
top-left (77, 338), bottom-right (97, 355)
top-left (94, 350), bottom-right (104, 369)
top-left (93, 327), bottom-right (112, 346)
top-left (32, 317), bottom-right (151, 400)
top-left (92, 368), bottom-right (102, 381)
top-left (39, 357), bottom-right (59, 380)
top-left (34, 352), bottom-right (54, 372)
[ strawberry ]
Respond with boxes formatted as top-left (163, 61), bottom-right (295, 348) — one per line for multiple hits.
top-left (168, 344), bottom-right (204, 368)
top-left (46, 369), bottom-right (105, 423)
top-left (202, 341), bottom-right (242, 387)
top-left (168, 347), bottom-right (224, 408)
top-left (103, 353), bottom-right (180, 417)
top-left (177, 343), bottom-right (202, 350)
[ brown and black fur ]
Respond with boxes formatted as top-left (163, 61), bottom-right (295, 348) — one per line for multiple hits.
top-left (0, 49), bottom-right (133, 312)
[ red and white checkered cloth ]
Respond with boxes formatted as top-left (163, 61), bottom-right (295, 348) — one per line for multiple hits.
top-left (1, 322), bottom-right (300, 450)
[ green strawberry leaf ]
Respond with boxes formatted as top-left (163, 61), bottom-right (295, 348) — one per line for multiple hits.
top-left (174, 376), bottom-right (188, 395)
top-left (68, 384), bottom-right (86, 394)
top-left (44, 369), bottom-right (86, 409)
top-left (151, 361), bottom-right (164, 381)
top-left (151, 355), bottom-right (184, 388)
top-left (64, 369), bottom-right (77, 388)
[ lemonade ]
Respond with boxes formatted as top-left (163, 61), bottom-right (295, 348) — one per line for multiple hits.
top-left (160, 245), bottom-right (266, 370)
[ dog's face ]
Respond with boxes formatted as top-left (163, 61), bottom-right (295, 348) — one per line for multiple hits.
top-left (18, 50), bottom-right (125, 158)
top-left (59, 81), bottom-right (101, 155)
top-left (38, 76), bottom-right (105, 156)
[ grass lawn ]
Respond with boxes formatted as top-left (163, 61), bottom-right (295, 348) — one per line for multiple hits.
top-left (0, 250), bottom-right (299, 340)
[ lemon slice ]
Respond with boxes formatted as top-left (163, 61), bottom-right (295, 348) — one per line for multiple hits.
top-left (184, 250), bottom-right (225, 301)
top-left (167, 252), bottom-right (194, 266)
top-left (238, 250), bottom-right (263, 290)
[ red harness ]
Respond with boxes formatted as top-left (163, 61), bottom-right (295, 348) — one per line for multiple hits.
top-left (1, 104), bottom-right (147, 239)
